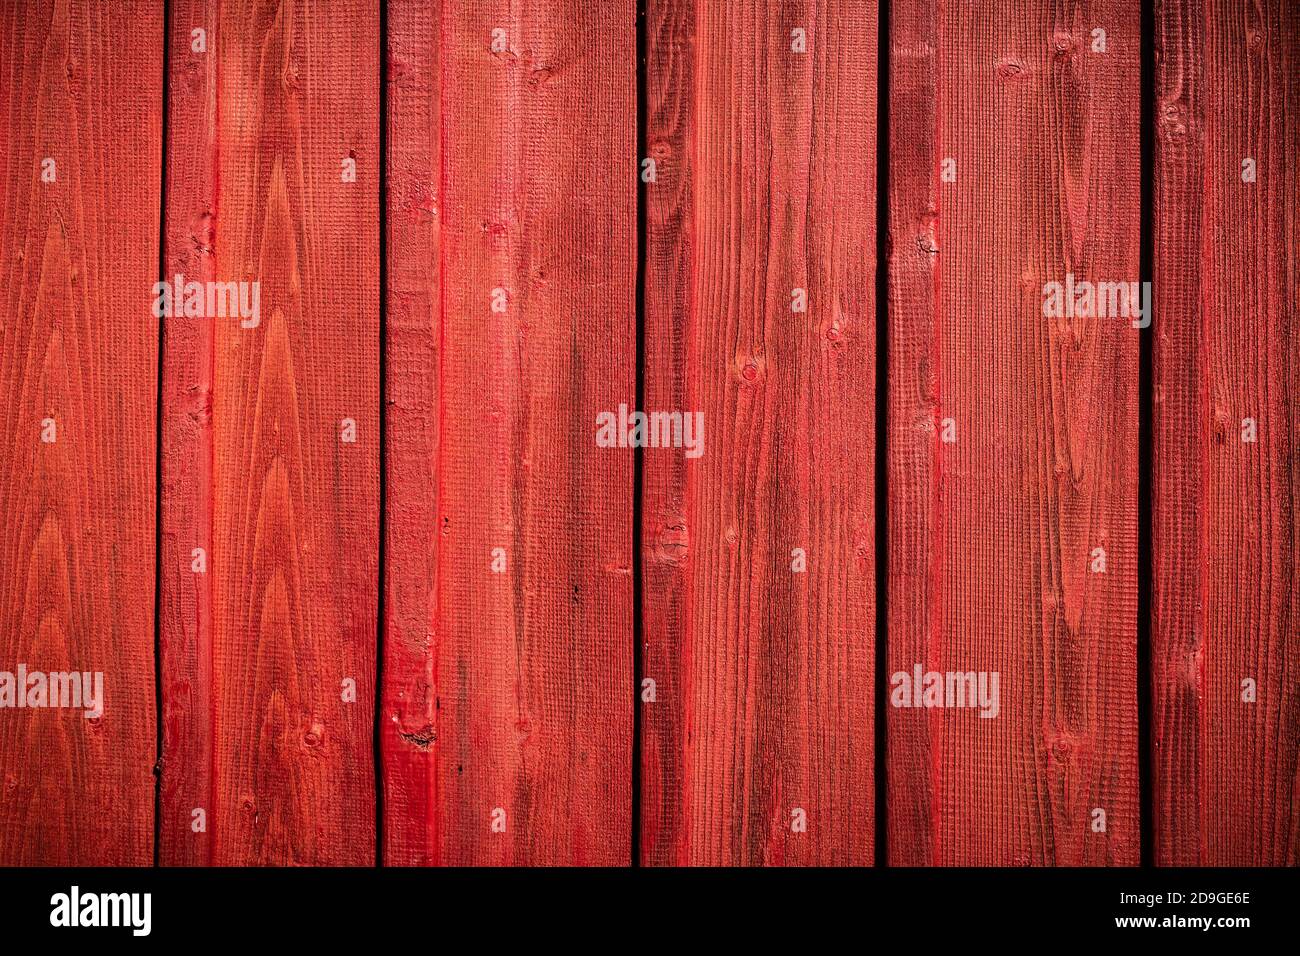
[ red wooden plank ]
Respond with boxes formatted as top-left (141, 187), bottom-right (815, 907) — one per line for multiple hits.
top-left (381, 0), bottom-right (443, 867)
top-left (160, 0), bottom-right (379, 865)
top-left (886, 0), bottom-right (1140, 865)
top-left (382, 0), bottom-right (635, 865)
top-left (641, 0), bottom-right (877, 866)
top-left (159, 0), bottom-right (218, 867)
top-left (1152, 0), bottom-right (1298, 866)
top-left (0, 0), bottom-right (161, 865)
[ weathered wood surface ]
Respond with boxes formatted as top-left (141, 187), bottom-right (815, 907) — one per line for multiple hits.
top-left (1152, 0), bottom-right (1298, 866)
top-left (160, 0), bottom-right (380, 865)
top-left (886, 0), bottom-right (1141, 865)
top-left (0, 0), bottom-right (162, 865)
top-left (383, 0), bottom-right (636, 865)
top-left (641, 0), bottom-right (878, 865)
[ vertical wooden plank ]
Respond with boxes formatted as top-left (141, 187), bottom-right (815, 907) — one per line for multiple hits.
top-left (160, 0), bottom-right (218, 867)
top-left (381, 0), bottom-right (443, 867)
top-left (641, 0), bottom-right (877, 866)
top-left (638, 0), bottom-right (695, 864)
top-left (383, 0), bottom-right (635, 865)
top-left (0, 0), bottom-right (160, 865)
top-left (1152, 0), bottom-right (1298, 866)
top-left (160, 0), bottom-right (379, 865)
top-left (887, 0), bottom-right (1140, 865)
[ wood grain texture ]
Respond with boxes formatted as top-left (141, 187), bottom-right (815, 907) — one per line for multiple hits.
top-left (382, 0), bottom-right (635, 865)
top-left (160, 0), bottom-right (379, 865)
top-left (159, 0), bottom-right (218, 867)
top-left (1152, 0), bottom-right (1298, 866)
top-left (3, 0), bottom-right (1296, 871)
top-left (381, 0), bottom-right (443, 867)
top-left (886, 0), bottom-right (1139, 865)
top-left (641, 0), bottom-right (877, 866)
top-left (0, 0), bottom-right (160, 865)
